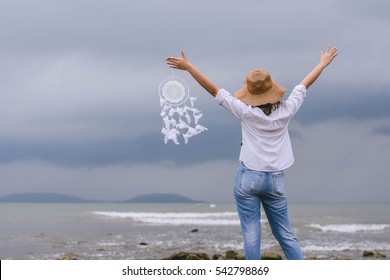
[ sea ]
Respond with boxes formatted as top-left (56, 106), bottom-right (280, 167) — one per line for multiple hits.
top-left (1, 202), bottom-right (389, 260)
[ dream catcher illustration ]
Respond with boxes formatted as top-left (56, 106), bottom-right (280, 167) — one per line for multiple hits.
top-left (158, 73), bottom-right (207, 144)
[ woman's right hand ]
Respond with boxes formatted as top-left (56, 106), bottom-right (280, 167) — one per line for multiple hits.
top-left (166, 51), bottom-right (192, 71)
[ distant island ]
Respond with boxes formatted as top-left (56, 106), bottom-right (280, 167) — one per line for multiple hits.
top-left (121, 193), bottom-right (204, 203)
top-left (0, 192), bottom-right (95, 203)
top-left (0, 192), bottom-right (204, 203)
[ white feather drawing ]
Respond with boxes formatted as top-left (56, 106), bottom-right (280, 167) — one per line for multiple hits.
top-left (190, 97), bottom-right (197, 107)
top-left (194, 112), bottom-right (203, 124)
top-left (161, 127), bottom-right (180, 145)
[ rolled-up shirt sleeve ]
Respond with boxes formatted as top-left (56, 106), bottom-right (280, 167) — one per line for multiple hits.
top-left (214, 88), bottom-right (250, 120)
top-left (282, 84), bottom-right (307, 117)
top-left (214, 88), bottom-right (230, 104)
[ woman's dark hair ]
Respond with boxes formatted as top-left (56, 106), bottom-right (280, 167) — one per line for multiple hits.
top-left (254, 101), bottom-right (280, 116)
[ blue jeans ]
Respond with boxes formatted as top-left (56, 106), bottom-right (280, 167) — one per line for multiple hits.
top-left (233, 162), bottom-right (303, 260)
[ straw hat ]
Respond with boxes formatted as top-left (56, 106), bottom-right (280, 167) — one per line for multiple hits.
top-left (234, 69), bottom-right (287, 106)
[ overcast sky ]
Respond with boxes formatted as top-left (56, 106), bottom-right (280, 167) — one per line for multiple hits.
top-left (0, 0), bottom-right (389, 203)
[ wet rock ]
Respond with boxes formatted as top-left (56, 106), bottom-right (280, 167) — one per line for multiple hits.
top-left (212, 254), bottom-right (224, 260)
top-left (194, 252), bottom-right (210, 260)
top-left (225, 250), bottom-right (244, 260)
top-left (225, 250), bottom-right (238, 259)
top-left (58, 253), bottom-right (78, 260)
top-left (186, 254), bottom-right (201, 260)
top-left (261, 252), bottom-right (283, 260)
top-left (164, 252), bottom-right (210, 260)
top-left (363, 250), bottom-right (386, 258)
top-left (164, 251), bottom-right (245, 260)
top-left (190, 228), bottom-right (198, 233)
top-left (164, 252), bottom-right (189, 260)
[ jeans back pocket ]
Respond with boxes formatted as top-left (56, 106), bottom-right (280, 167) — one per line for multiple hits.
top-left (271, 171), bottom-right (286, 197)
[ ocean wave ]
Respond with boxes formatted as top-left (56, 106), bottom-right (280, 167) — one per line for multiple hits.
top-left (301, 243), bottom-right (354, 252)
top-left (90, 211), bottom-right (241, 226)
top-left (301, 242), bottom-right (390, 252)
top-left (307, 223), bottom-right (390, 233)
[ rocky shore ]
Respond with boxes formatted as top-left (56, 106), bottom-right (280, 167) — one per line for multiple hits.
top-left (57, 250), bottom-right (387, 260)
top-left (162, 250), bottom-right (387, 260)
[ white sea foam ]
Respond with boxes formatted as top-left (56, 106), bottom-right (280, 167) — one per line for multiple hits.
top-left (301, 242), bottom-right (390, 252)
top-left (307, 223), bottom-right (390, 233)
top-left (301, 243), bottom-right (356, 252)
top-left (91, 211), bottom-right (241, 226)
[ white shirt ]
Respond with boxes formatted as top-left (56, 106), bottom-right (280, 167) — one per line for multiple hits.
top-left (214, 84), bottom-right (307, 171)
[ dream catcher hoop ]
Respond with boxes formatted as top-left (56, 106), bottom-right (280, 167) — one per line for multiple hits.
top-left (158, 77), bottom-right (189, 106)
top-left (158, 72), bottom-right (207, 144)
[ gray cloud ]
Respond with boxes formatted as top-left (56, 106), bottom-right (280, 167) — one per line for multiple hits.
top-left (373, 125), bottom-right (390, 136)
top-left (295, 85), bottom-right (390, 124)
top-left (0, 123), bottom-right (241, 166)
